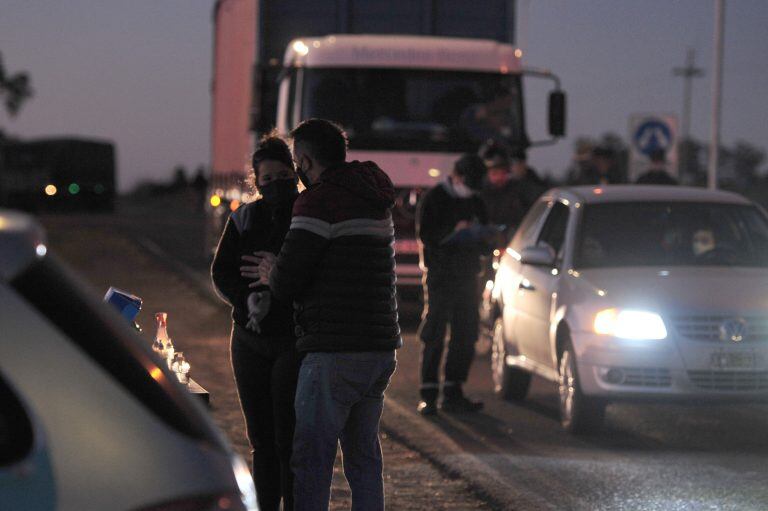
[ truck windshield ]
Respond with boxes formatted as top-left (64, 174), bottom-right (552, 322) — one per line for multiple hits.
top-left (300, 68), bottom-right (524, 152)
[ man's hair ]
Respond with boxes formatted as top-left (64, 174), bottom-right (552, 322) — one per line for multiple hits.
top-left (454, 153), bottom-right (487, 190)
top-left (592, 145), bottom-right (614, 159)
top-left (510, 147), bottom-right (527, 162)
top-left (478, 141), bottom-right (510, 170)
top-left (290, 119), bottom-right (348, 167)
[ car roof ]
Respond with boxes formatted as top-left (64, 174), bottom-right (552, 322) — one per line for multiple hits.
top-left (0, 209), bottom-right (46, 281)
top-left (549, 185), bottom-right (752, 206)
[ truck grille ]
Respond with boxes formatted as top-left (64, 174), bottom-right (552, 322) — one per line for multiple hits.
top-left (687, 370), bottom-right (768, 391)
top-left (672, 315), bottom-right (768, 343)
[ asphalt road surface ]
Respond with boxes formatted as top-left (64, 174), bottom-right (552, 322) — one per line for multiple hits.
top-left (46, 195), bottom-right (768, 510)
top-left (388, 328), bottom-right (768, 510)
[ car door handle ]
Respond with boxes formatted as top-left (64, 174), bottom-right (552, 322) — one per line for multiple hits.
top-left (519, 279), bottom-right (536, 291)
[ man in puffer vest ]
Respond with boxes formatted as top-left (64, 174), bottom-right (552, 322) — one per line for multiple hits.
top-left (258, 119), bottom-right (401, 511)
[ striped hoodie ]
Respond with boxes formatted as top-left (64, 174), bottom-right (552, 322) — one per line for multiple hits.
top-left (269, 160), bottom-right (402, 353)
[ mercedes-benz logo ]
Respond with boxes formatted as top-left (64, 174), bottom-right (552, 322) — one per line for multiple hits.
top-left (719, 318), bottom-right (748, 343)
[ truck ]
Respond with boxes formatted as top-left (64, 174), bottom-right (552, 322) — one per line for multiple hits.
top-left (0, 137), bottom-right (116, 212)
top-left (208, 0), bottom-right (565, 287)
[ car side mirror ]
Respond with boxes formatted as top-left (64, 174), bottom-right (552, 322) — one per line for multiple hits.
top-left (548, 90), bottom-right (566, 138)
top-left (520, 245), bottom-right (556, 267)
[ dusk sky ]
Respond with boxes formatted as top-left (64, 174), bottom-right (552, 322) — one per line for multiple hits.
top-left (1, 1), bottom-right (767, 191)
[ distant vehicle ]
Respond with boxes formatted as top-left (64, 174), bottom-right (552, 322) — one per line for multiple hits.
top-left (489, 186), bottom-right (768, 433)
top-left (0, 209), bottom-right (256, 510)
top-left (208, 0), bottom-right (566, 286)
top-left (0, 138), bottom-right (115, 212)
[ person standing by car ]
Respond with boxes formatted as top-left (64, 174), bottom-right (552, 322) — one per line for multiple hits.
top-left (256, 119), bottom-right (401, 511)
top-left (636, 149), bottom-right (679, 185)
top-left (416, 153), bottom-right (490, 415)
top-left (211, 133), bottom-right (300, 511)
top-left (479, 143), bottom-right (541, 243)
top-left (510, 147), bottom-right (547, 194)
top-left (569, 145), bottom-right (624, 185)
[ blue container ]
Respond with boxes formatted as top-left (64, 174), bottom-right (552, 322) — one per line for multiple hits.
top-left (103, 287), bottom-right (142, 322)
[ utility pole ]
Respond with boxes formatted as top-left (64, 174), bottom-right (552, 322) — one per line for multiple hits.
top-left (709, 0), bottom-right (725, 189)
top-left (673, 48), bottom-right (704, 142)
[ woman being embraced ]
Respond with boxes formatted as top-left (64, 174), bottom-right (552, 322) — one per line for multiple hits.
top-left (211, 132), bottom-right (300, 511)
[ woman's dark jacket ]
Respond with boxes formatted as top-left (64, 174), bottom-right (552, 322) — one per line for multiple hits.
top-left (211, 197), bottom-right (296, 338)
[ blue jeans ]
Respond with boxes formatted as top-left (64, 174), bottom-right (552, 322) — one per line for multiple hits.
top-left (292, 351), bottom-right (397, 511)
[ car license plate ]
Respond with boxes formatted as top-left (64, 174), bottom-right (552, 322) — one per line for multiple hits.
top-left (709, 350), bottom-right (757, 370)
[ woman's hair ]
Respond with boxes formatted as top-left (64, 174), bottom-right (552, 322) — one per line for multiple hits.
top-left (248, 130), bottom-right (293, 191)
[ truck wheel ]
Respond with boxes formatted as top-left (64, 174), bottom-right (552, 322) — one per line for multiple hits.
top-left (492, 318), bottom-right (531, 401)
top-left (558, 339), bottom-right (605, 434)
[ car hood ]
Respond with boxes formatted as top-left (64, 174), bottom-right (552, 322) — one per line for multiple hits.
top-left (574, 266), bottom-right (768, 313)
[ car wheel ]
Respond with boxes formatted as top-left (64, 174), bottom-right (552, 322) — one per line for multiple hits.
top-left (492, 318), bottom-right (531, 401)
top-left (558, 339), bottom-right (605, 434)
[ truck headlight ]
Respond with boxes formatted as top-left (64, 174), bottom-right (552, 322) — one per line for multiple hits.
top-left (594, 308), bottom-right (667, 340)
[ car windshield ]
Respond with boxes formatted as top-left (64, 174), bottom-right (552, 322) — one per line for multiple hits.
top-left (575, 202), bottom-right (768, 268)
top-left (300, 68), bottom-right (524, 152)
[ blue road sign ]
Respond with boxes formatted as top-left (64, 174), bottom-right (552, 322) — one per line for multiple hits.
top-left (633, 119), bottom-right (673, 157)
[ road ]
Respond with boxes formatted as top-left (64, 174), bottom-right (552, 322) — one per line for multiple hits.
top-left (43, 196), bottom-right (768, 510)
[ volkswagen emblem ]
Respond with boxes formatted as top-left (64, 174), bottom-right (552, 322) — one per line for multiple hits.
top-left (719, 318), bottom-right (748, 343)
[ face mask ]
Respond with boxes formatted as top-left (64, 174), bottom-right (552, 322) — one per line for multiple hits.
top-left (260, 178), bottom-right (298, 205)
top-left (295, 158), bottom-right (312, 189)
top-left (692, 232), bottom-right (715, 256)
top-left (451, 178), bottom-right (474, 198)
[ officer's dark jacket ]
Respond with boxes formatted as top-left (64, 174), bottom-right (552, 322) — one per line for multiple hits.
top-left (417, 180), bottom-right (489, 279)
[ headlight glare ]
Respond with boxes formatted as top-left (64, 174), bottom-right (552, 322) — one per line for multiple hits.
top-left (594, 308), bottom-right (667, 340)
top-left (231, 455), bottom-right (258, 510)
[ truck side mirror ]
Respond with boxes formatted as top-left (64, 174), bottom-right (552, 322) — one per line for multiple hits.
top-left (548, 91), bottom-right (566, 138)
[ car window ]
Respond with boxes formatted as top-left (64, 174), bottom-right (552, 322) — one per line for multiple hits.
top-left (510, 200), bottom-right (549, 252)
top-left (537, 202), bottom-right (570, 259)
top-left (0, 371), bottom-right (34, 467)
top-left (574, 202), bottom-right (768, 268)
top-left (10, 256), bottom-right (223, 445)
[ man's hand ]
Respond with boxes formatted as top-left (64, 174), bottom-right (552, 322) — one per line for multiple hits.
top-left (241, 251), bottom-right (276, 288)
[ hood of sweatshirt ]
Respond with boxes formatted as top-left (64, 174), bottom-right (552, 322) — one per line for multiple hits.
top-left (320, 160), bottom-right (395, 209)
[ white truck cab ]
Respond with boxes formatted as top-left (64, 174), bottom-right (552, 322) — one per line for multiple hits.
top-left (277, 34), bottom-right (547, 286)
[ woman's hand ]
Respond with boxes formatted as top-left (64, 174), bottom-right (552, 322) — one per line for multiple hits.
top-left (241, 252), bottom-right (276, 287)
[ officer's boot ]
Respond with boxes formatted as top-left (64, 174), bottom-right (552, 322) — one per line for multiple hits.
top-left (417, 385), bottom-right (439, 416)
top-left (441, 382), bottom-right (483, 413)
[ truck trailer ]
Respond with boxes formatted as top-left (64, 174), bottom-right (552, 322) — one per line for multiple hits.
top-left (208, 0), bottom-right (565, 286)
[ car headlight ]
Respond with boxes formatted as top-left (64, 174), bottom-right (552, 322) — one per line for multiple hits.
top-left (593, 308), bottom-right (667, 340)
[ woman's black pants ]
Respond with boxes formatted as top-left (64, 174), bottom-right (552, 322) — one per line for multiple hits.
top-left (231, 324), bottom-right (300, 511)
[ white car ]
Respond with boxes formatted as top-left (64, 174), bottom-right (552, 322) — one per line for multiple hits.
top-left (0, 210), bottom-right (258, 510)
top-left (490, 186), bottom-right (768, 433)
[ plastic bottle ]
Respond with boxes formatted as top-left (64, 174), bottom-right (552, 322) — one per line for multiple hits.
top-left (154, 312), bottom-right (175, 366)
